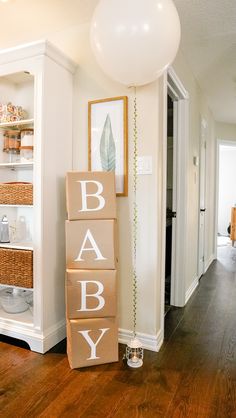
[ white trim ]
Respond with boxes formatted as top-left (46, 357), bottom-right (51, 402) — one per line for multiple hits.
top-left (185, 276), bottom-right (199, 304)
top-left (160, 72), bottom-right (168, 349)
top-left (214, 139), bottom-right (220, 258)
top-left (204, 254), bottom-right (215, 274)
top-left (166, 67), bottom-right (189, 308)
top-left (0, 40), bottom-right (77, 74)
top-left (168, 67), bottom-right (189, 100)
top-left (118, 328), bottom-right (163, 353)
top-left (1, 319), bottom-right (66, 354)
top-left (41, 320), bottom-right (66, 353)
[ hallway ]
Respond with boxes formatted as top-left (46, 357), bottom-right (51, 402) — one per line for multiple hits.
top-left (1, 248), bottom-right (236, 417)
top-left (160, 244), bottom-right (236, 417)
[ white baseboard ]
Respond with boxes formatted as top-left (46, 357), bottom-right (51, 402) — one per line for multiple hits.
top-left (185, 275), bottom-right (199, 304)
top-left (42, 320), bottom-right (66, 353)
top-left (118, 328), bottom-right (163, 352)
top-left (204, 254), bottom-right (215, 273)
top-left (0, 319), bottom-right (66, 354)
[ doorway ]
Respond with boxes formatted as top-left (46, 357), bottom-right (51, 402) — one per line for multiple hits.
top-left (165, 95), bottom-right (175, 313)
top-left (162, 68), bottom-right (189, 315)
top-left (216, 141), bottom-right (236, 254)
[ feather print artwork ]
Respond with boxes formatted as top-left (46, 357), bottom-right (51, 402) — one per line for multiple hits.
top-left (100, 114), bottom-right (116, 171)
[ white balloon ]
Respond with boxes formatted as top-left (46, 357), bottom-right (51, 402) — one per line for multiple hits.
top-left (90, 0), bottom-right (181, 86)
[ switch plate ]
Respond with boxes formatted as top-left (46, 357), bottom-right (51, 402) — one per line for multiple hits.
top-left (137, 156), bottom-right (153, 175)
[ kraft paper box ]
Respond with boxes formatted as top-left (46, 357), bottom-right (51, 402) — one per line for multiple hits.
top-left (66, 219), bottom-right (118, 270)
top-left (66, 269), bottom-right (117, 319)
top-left (67, 317), bottom-right (118, 369)
top-left (66, 171), bottom-right (117, 221)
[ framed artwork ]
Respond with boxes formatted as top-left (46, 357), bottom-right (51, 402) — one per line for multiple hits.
top-left (88, 96), bottom-right (128, 196)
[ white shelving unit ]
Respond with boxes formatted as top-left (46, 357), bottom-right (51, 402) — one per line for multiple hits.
top-left (0, 40), bottom-right (76, 353)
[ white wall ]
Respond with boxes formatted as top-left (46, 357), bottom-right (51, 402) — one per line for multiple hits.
top-left (216, 122), bottom-right (236, 142)
top-left (200, 99), bottom-right (216, 267)
top-left (218, 145), bottom-right (236, 235)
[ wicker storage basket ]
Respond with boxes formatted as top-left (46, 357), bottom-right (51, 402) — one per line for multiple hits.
top-left (0, 182), bottom-right (33, 205)
top-left (0, 247), bottom-right (33, 288)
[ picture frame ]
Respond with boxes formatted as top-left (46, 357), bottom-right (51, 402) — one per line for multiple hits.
top-left (88, 96), bottom-right (128, 196)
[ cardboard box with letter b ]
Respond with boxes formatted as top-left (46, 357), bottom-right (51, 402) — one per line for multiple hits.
top-left (66, 269), bottom-right (117, 319)
top-left (66, 171), bottom-right (116, 220)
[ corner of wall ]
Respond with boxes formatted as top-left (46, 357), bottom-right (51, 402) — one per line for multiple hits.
top-left (118, 328), bottom-right (164, 353)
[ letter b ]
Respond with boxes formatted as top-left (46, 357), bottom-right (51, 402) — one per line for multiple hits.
top-left (78, 180), bottom-right (105, 212)
top-left (78, 280), bottom-right (105, 312)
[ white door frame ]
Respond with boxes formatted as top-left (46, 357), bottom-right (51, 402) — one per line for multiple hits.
top-left (163, 67), bottom-right (189, 308)
top-left (198, 117), bottom-right (207, 276)
top-left (214, 139), bottom-right (236, 256)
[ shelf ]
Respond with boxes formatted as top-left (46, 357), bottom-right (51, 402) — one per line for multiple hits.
top-left (0, 282), bottom-right (33, 291)
top-left (0, 307), bottom-right (33, 326)
top-left (0, 241), bottom-right (33, 250)
top-left (0, 204), bottom-right (33, 207)
top-left (0, 118), bottom-right (34, 129)
top-left (0, 161), bottom-right (34, 169)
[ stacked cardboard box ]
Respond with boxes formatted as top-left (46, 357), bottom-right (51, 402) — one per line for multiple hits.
top-left (65, 172), bottom-right (118, 368)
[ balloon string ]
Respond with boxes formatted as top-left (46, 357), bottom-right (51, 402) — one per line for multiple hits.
top-left (132, 87), bottom-right (138, 338)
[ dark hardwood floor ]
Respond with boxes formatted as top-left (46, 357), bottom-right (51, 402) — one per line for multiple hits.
top-left (1, 244), bottom-right (236, 417)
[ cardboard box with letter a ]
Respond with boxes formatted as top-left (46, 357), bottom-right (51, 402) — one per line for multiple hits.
top-left (66, 219), bottom-right (118, 270)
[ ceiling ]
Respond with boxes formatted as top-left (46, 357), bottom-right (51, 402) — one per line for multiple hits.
top-left (174, 0), bottom-right (236, 124)
top-left (0, 0), bottom-right (98, 47)
top-left (0, 0), bottom-right (235, 124)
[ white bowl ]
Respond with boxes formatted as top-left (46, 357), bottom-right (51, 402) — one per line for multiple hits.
top-left (0, 288), bottom-right (29, 314)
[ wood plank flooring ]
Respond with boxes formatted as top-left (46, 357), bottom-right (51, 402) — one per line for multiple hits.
top-left (1, 244), bottom-right (236, 417)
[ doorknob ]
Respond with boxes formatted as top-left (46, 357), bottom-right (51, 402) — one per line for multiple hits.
top-left (200, 208), bottom-right (206, 212)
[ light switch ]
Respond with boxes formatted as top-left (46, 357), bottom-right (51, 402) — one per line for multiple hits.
top-left (137, 156), bottom-right (153, 175)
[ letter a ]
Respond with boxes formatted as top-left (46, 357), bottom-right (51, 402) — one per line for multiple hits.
top-left (78, 281), bottom-right (105, 312)
top-left (74, 229), bottom-right (107, 262)
top-left (78, 180), bottom-right (105, 212)
top-left (78, 328), bottom-right (109, 360)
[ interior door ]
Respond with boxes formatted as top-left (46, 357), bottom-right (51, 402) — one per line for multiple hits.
top-left (165, 94), bottom-right (177, 310)
top-left (198, 118), bottom-right (207, 277)
top-left (170, 100), bottom-right (177, 305)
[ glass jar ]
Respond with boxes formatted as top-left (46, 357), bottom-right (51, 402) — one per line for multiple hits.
top-left (7, 130), bottom-right (21, 162)
top-left (8, 129), bottom-right (20, 153)
top-left (3, 131), bottom-right (9, 152)
top-left (20, 128), bottom-right (34, 147)
top-left (20, 128), bottom-right (34, 161)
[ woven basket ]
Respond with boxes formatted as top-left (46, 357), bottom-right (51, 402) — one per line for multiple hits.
top-left (0, 247), bottom-right (33, 288)
top-left (0, 182), bottom-right (33, 205)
